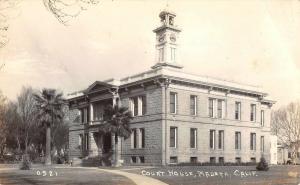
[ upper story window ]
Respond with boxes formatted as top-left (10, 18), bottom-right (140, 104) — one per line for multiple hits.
top-left (209, 98), bottom-right (225, 118)
top-left (261, 110), bottom-right (265, 126)
top-left (208, 98), bottom-right (214, 117)
top-left (159, 48), bottom-right (164, 62)
top-left (80, 108), bottom-right (88, 124)
top-left (190, 95), bottom-right (197, 116)
top-left (250, 133), bottom-right (256, 151)
top-left (129, 96), bottom-right (146, 117)
top-left (217, 99), bottom-right (224, 118)
top-left (170, 47), bottom-right (176, 61)
top-left (93, 103), bottom-right (104, 121)
top-left (235, 102), bottom-right (241, 120)
top-left (170, 92), bottom-right (177, 114)
top-left (235, 132), bottom-right (241, 150)
top-left (170, 127), bottom-right (177, 148)
top-left (250, 104), bottom-right (256, 122)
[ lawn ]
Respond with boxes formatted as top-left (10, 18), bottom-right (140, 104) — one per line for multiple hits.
top-left (0, 164), bottom-right (135, 185)
top-left (0, 164), bottom-right (299, 185)
top-left (126, 165), bottom-right (300, 185)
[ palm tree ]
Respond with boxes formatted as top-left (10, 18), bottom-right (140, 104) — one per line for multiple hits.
top-left (34, 89), bottom-right (65, 165)
top-left (100, 105), bottom-right (132, 167)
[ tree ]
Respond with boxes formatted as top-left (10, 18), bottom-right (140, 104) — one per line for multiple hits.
top-left (0, 0), bottom-right (100, 49)
top-left (43, 0), bottom-right (100, 25)
top-left (5, 101), bottom-right (22, 152)
top-left (100, 105), bottom-right (132, 167)
top-left (271, 101), bottom-right (300, 162)
top-left (0, 0), bottom-right (19, 48)
top-left (16, 86), bottom-right (37, 153)
top-left (0, 91), bottom-right (8, 157)
top-left (34, 88), bottom-right (65, 165)
top-left (52, 122), bottom-right (68, 153)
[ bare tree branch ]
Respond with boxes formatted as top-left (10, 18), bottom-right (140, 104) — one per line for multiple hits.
top-left (272, 101), bottom-right (300, 161)
top-left (0, 0), bottom-right (19, 48)
top-left (43, 0), bottom-right (100, 25)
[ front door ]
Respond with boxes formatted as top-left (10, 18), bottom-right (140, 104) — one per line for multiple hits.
top-left (103, 133), bottom-right (112, 153)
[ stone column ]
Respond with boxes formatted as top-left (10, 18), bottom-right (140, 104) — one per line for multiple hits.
top-left (89, 103), bottom-right (93, 124)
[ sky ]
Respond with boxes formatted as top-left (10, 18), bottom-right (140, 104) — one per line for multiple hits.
top-left (0, 0), bottom-right (300, 109)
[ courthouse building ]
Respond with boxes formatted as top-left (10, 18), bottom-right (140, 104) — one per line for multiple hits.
top-left (67, 10), bottom-right (275, 165)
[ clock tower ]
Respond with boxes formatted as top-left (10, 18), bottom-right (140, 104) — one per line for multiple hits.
top-left (152, 10), bottom-right (183, 69)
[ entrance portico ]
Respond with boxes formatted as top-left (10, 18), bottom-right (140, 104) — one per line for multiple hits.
top-left (68, 80), bottom-right (121, 166)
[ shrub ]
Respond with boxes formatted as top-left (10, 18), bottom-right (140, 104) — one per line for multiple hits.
top-left (19, 154), bottom-right (31, 170)
top-left (256, 157), bottom-right (269, 171)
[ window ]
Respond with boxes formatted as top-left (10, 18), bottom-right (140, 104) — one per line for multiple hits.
top-left (141, 96), bottom-right (147, 115)
top-left (217, 99), bottom-right (223, 118)
top-left (170, 156), bottom-right (178, 164)
top-left (93, 103), bottom-right (104, 121)
top-left (131, 129), bottom-right (137, 149)
top-left (139, 128), bottom-right (145, 148)
top-left (219, 157), bottom-right (224, 164)
top-left (84, 133), bottom-right (89, 151)
top-left (79, 134), bottom-right (83, 150)
top-left (261, 110), bottom-right (265, 126)
top-left (235, 132), bottom-right (241, 150)
top-left (250, 104), bottom-right (256, 121)
top-left (130, 96), bottom-right (146, 116)
top-left (261, 136), bottom-right (264, 152)
top-left (190, 157), bottom-right (197, 163)
top-left (170, 127), bottom-right (177, 148)
top-left (170, 92), bottom-right (177, 114)
top-left (250, 157), bottom-right (256, 163)
top-left (190, 95), bottom-right (197, 115)
top-left (134, 97), bottom-right (139, 116)
top-left (235, 102), bottom-right (241, 120)
top-left (250, 133), bottom-right (256, 151)
top-left (139, 156), bottom-right (145, 163)
top-left (210, 157), bottom-right (216, 163)
top-left (218, 130), bottom-right (224, 150)
top-left (190, 128), bottom-right (197, 148)
top-left (159, 48), bottom-right (164, 62)
top-left (210, 130), bottom-right (216, 149)
top-left (171, 47), bottom-right (176, 61)
top-left (81, 108), bottom-right (88, 124)
top-left (236, 157), bottom-right (241, 163)
top-left (209, 98), bottom-right (214, 117)
top-left (131, 156), bottom-right (137, 163)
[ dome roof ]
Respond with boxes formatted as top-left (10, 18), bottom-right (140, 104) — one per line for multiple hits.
top-left (159, 9), bottom-right (176, 19)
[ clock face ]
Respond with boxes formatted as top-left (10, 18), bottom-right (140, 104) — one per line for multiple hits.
top-left (158, 35), bottom-right (165, 43)
top-left (170, 34), bottom-right (176, 42)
